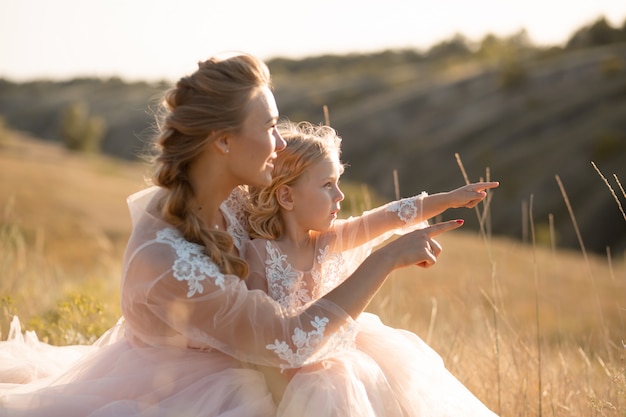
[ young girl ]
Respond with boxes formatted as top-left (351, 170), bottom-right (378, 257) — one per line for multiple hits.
top-left (245, 120), bottom-right (500, 416)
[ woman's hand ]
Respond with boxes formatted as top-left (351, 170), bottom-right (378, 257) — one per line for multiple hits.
top-left (323, 219), bottom-right (465, 319)
top-left (381, 219), bottom-right (464, 269)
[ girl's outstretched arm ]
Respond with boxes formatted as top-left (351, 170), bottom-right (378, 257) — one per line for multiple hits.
top-left (421, 181), bottom-right (499, 213)
top-left (332, 181), bottom-right (498, 250)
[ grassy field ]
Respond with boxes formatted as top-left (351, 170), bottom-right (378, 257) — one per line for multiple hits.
top-left (1, 131), bottom-right (624, 416)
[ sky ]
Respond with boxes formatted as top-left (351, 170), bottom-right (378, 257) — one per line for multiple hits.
top-left (1, 0), bottom-right (625, 83)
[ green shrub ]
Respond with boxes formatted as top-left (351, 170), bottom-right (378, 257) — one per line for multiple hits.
top-left (499, 58), bottom-right (528, 91)
top-left (27, 293), bottom-right (110, 345)
top-left (60, 102), bottom-right (106, 153)
top-left (600, 55), bottom-right (624, 78)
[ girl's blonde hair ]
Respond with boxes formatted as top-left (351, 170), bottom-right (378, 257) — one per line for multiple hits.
top-left (151, 53), bottom-right (271, 278)
top-left (248, 120), bottom-right (342, 240)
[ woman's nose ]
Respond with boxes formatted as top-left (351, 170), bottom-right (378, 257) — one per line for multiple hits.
top-left (274, 130), bottom-right (286, 151)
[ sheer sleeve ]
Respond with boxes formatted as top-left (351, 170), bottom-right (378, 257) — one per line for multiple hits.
top-left (243, 239), bottom-right (269, 294)
top-left (299, 192), bottom-right (430, 297)
top-left (330, 192), bottom-right (430, 254)
top-left (120, 188), bottom-right (356, 371)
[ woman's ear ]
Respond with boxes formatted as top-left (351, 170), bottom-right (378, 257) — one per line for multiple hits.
top-left (276, 185), bottom-right (294, 211)
top-left (213, 131), bottom-right (231, 155)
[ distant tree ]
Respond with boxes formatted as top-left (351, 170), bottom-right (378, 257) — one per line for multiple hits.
top-left (507, 29), bottom-right (534, 50)
top-left (477, 30), bottom-right (533, 63)
top-left (476, 31), bottom-right (531, 90)
top-left (60, 101), bottom-right (106, 153)
top-left (426, 33), bottom-right (472, 60)
top-left (566, 17), bottom-right (625, 49)
top-left (477, 33), bottom-right (504, 62)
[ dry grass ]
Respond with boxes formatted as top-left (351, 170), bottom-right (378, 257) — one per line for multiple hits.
top-left (0, 132), bottom-right (148, 342)
top-left (364, 157), bottom-right (626, 416)
top-left (1, 132), bottom-right (625, 416)
top-left (368, 231), bottom-right (625, 416)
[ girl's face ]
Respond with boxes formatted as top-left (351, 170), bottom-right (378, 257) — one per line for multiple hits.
top-left (227, 86), bottom-right (286, 187)
top-left (289, 153), bottom-right (345, 232)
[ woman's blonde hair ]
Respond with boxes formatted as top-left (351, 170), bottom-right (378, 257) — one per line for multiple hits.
top-left (151, 53), bottom-right (271, 278)
top-left (248, 120), bottom-right (342, 240)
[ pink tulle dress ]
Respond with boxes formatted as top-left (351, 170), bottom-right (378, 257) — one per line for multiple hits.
top-left (1, 187), bottom-right (498, 417)
top-left (245, 193), bottom-right (499, 416)
top-left (0, 186), bottom-right (357, 416)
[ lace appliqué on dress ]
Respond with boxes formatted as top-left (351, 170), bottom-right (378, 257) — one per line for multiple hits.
top-left (262, 241), bottom-right (357, 370)
top-left (264, 241), bottom-right (310, 309)
top-left (385, 192), bottom-right (427, 224)
top-left (312, 245), bottom-right (347, 298)
top-left (220, 187), bottom-right (251, 253)
top-left (266, 316), bottom-right (357, 371)
top-left (156, 228), bottom-right (226, 296)
top-left (266, 316), bottom-right (328, 370)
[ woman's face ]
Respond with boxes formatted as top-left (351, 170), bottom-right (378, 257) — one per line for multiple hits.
top-left (228, 86), bottom-right (286, 187)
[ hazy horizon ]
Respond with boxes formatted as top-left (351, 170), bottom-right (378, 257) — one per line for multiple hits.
top-left (1, 0), bottom-right (625, 82)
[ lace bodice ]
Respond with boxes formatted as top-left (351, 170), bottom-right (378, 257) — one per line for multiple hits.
top-left (220, 186), bottom-right (251, 253)
top-left (262, 240), bottom-right (349, 310)
top-left (120, 186), bottom-right (357, 370)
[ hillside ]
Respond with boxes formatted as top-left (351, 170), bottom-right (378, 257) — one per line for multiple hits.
top-left (0, 130), bottom-right (148, 270)
top-left (320, 44), bottom-right (626, 255)
top-left (0, 41), bottom-right (625, 254)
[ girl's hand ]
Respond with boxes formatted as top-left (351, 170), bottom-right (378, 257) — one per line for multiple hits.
top-left (447, 181), bottom-right (499, 209)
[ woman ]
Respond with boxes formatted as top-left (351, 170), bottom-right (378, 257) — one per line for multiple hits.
top-left (0, 53), bottom-right (463, 416)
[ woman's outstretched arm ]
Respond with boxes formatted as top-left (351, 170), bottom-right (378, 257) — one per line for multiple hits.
top-left (321, 219), bottom-right (463, 319)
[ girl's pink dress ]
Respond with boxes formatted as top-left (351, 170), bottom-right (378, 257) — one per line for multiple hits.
top-left (245, 194), bottom-right (499, 417)
top-left (0, 186), bottom-right (358, 416)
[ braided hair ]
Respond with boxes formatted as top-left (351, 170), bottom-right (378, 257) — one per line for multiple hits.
top-left (151, 54), bottom-right (271, 278)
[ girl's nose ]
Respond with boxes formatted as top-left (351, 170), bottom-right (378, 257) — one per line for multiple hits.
top-left (336, 187), bottom-right (345, 202)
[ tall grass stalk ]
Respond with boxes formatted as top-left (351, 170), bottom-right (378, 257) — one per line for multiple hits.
top-left (591, 161), bottom-right (626, 222)
top-left (455, 153), bottom-right (490, 244)
top-left (426, 296), bottom-right (438, 345)
top-left (614, 174), bottom-right (626, 199)
top-left (555, 174), bottom-right (606, 336)
top-left (529, 194), bottom-right (543, 417)
top-left (454, 152), bottom-right (501, 414)
top-left (389, 168), bottom-right (401, 311)
top-left (522, 200), bottom-right (529, 245)
top-left (392, 168), bottom-right (400, 200)
top-left (322, 104), bottom-right (330, 126)
top-left (548, 213), bottom-right (556, 256)
top-left (606, 246), bottom-right (616, 283)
